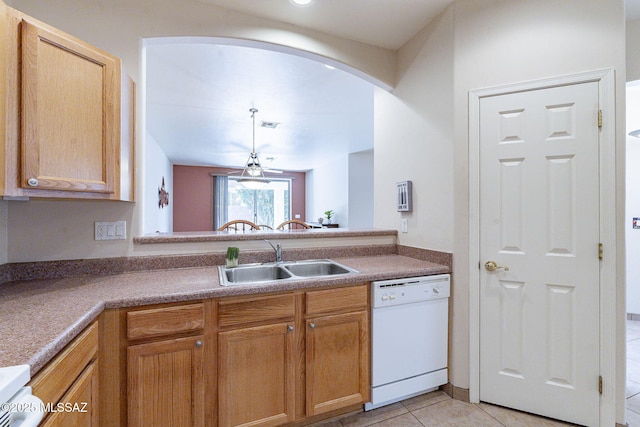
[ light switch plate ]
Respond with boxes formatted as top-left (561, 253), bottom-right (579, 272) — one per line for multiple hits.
top-left (401, 218), bottom-right (408, 233)
top-left (95, 221), bottom-right (126, 240)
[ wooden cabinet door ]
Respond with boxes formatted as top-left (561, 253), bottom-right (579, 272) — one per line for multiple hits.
top-left (20, 18), bottom-right (118, 194)
top-left (41, 360), bottom-right (99, 427)
top-left (306, 310), bottom-right (369, 416)
top-left (218, 322), bottom-right (296, 427)
top-left (128, 335), bottom-right (205, 427)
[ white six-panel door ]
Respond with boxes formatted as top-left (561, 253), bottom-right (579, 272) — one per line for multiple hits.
top-left (479, 81), bottom-right (600, 426)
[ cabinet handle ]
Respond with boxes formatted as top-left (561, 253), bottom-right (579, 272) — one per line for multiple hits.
top-left (27, 178), bottom-right (39, 187)
top-left (195, 340), bottom-right (202, 348)
top-left (287, 325), bottom-right (294, 332)
top-left (309, 323), bottom-right (315, 329)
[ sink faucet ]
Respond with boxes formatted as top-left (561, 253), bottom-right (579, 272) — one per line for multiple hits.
top-left (265, 239), bottom-right (283, 263)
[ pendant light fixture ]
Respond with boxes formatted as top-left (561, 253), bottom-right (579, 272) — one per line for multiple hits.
top-left (238, 108), bottom-right (270, 189)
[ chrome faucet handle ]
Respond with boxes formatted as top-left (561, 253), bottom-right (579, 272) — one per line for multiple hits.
top-left (264, 239), bottom-right (283, 262)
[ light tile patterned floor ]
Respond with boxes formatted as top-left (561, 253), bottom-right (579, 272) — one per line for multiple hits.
top-left (313, 390), bottom-right (575, 427)
top-left (627, 319), bottom-right (640, 427)
top-left (312, 320), bottom-right (640, 427)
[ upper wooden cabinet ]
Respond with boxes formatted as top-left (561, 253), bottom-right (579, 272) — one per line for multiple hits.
top-left (0, 5), bottom-right (134, 200)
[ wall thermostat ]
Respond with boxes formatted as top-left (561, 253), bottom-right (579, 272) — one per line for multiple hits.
top-left (397, 181), bottom-right (412, 212)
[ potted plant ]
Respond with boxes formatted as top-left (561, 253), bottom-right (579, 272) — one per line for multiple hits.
top-left (324, 210), bottom-right (334, 224)
top-left (226, 246), bottom-right (239, 268)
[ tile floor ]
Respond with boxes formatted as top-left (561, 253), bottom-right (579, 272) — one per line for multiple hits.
top-left (315, 390), bottom-right (576, 427)
top-left (627, 319), bottom-right (640, 426)
top-left (315, 320), bottom-right (640, 427)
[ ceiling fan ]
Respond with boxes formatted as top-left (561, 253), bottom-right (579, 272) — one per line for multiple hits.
top-left (230, 108), bottom-right (282, 188)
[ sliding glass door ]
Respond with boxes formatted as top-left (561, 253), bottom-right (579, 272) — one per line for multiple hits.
top-left (215, 177), bottom-right (291, 229)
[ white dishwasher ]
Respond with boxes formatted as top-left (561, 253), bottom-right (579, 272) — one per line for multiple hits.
top-left (365, 274), bottom-right (450, 411)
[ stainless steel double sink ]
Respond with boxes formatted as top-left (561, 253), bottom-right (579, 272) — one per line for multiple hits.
top-left (218, 259), bottom-right (358, 286)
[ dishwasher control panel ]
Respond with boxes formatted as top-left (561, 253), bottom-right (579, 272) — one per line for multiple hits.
top-left (372, 274), bottom-right (450, 308)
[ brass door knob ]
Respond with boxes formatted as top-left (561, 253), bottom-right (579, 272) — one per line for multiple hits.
top-left (484, 260), bottom-right (509, 272)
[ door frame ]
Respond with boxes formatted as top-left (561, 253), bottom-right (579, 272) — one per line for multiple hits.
top-left (468, 69), bottom-right (617, 426)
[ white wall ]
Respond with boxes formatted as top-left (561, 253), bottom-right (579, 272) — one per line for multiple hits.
top-left (0, 0), bottom-right (628, 420)
top-left (4, 0), bottom-right (396, 90)
top-left (348, 150), bottom-right (374, 229)
top-left (306, 155), bottom-right (349, 225)
top-left (143, 131), bottom-right (173, 234)
top-left (7, 200), bottom-right (134, 262)
top-left (1, 0), bottom-right (393, 262)
top-left (626, 18), bottom-right (640, 315)
top-left (628, 18), bottom-right (640, 82)
top-left (451, 0), bottom-right (625, 419)
top-left (374, 7), bottom-right (454, 252)
top-left (627, 83), bottom-right (640, 314)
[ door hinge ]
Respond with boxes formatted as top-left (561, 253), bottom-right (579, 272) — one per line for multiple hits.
top-left (599, 375), bottom-right (603, 394)
top-left (599, 243), bottom-right (603, 261)
top-left (598, 109), bottom-right (603, 128)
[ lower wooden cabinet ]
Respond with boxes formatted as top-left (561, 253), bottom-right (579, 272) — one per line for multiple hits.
top-left (31, 322), bottom-right (99, 426)
top-left (305, 285), bottom-right (370, 417)
top-left (217, 284), bottom-right (369, 426)
top-left (306, 310), bottom-right (369, 416)
top-left (40, 361), bottom-right (99, 427)
top-left (125, 303), bottom-right (208, 427)
top-left (96, 284), bottom-right (369, 427)
top-left (218, 322), bottom-right (296, 427)
top-left (127, 335), bottom-right (205, 427)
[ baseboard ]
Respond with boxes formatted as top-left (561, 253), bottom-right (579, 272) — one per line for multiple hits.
top-left (441, 382), bottom-right (469, 402)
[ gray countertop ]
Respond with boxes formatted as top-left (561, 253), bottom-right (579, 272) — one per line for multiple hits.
top-left (0, 254), bottom-right (449, 376)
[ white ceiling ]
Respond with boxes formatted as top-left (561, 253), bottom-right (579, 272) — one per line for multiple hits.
top-left (146, 42), bottom-right (374, 171)
top-left (194, 0), bottom-right (454, 51)
top-left (146, 0), bottom-right (455, 172)
top-left (147, 0), bottom-right (638, 172)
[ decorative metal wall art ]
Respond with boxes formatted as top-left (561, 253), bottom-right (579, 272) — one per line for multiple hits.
top-left (158, 177), bottom-right (169, 208)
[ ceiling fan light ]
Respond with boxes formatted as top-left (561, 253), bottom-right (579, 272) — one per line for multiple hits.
top-left (239, 178), bottom-right (270, 189)
top-left (290, 0), bottom-right (313, 6)
top-left (237, 108), bottom-right (270, 179)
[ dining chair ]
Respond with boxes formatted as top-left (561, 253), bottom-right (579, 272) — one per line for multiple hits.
top-left (218, 220), bottom-right (260, 231)
top-left (276, 220), bottom-right (311, 230)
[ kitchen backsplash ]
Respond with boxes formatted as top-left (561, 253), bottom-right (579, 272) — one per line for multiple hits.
top-left (0, 244), bottom-right (451, 285)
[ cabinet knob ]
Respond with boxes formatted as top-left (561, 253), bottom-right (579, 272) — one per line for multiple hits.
top-left (27, 178), bottom-right (39, 187)
top-left (309, 323), bottom-right (315, 329)
top-left (195, 340), bottom-right (202, 348)
top-left (287, 325), bottom-right (294, 332)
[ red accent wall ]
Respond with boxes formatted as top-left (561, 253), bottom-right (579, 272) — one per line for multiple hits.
top-left (173, 165), bottom-right (306, 232)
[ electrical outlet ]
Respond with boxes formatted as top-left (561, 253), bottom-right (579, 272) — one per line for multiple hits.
top-left (95, 221), bottom-right (126, 240)
top-left (401, 218), bottom-right (408, 233)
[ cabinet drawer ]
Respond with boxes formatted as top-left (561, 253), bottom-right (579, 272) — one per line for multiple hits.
top-left (127, 303), bottom-right (204, 340)
top-left (31, 322), bottom-right (98, 407)
top-left (306, 284), bottom-right (368, 316)
top-left (218, 294), bottom-right (295, 328)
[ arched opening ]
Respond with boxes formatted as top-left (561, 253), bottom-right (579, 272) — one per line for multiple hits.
top-left (140, 37), bottom-right (378, 233)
